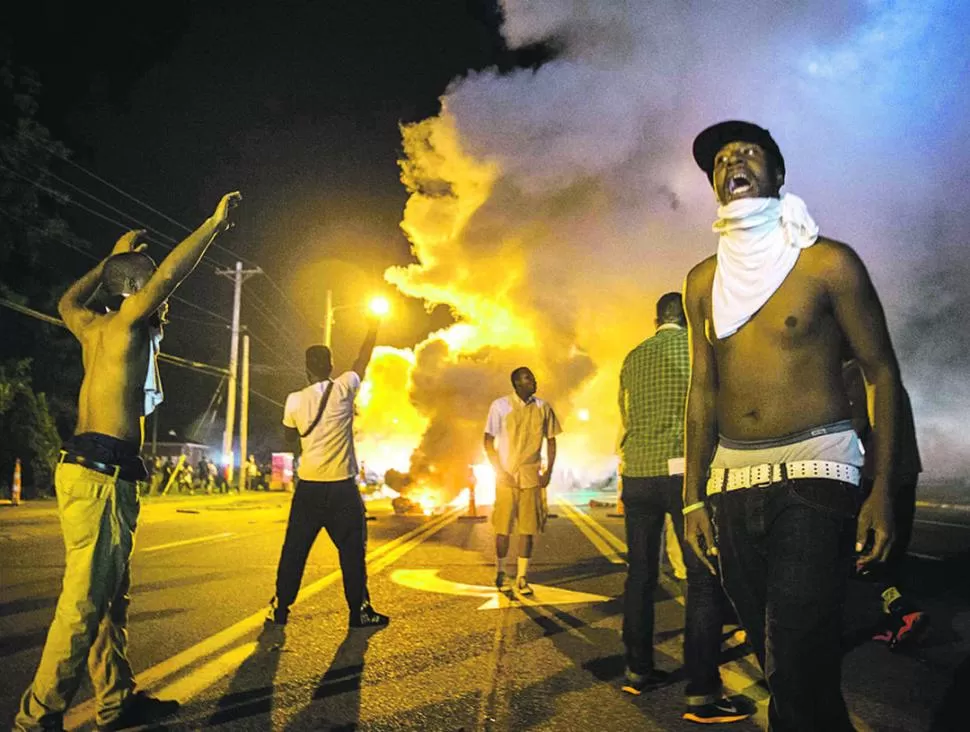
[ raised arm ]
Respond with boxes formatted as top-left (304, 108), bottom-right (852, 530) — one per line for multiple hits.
top-left (826, 241), bottom-right (899, 566)
top-left (683, 262), bottom-right (720, 574)
top-left (351, 316), bottom-right (380, 378)
top-left (58, 229), bottom-right (148, 336)
top-left (118, 192), bottom-right (241, 324)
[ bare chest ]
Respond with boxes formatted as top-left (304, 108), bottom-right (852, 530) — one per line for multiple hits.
top-left (707, 268), bottom-right (835, 358)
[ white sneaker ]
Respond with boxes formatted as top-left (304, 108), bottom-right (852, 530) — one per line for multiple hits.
top-left (515, 576), bottom-right (534, 596)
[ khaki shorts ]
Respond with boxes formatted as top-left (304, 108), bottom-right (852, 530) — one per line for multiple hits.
top-left (492, 482), bottom-right (546, 535)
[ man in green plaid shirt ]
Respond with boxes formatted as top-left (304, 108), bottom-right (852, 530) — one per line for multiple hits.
top-left (617, 293), bottom-right (751, 724)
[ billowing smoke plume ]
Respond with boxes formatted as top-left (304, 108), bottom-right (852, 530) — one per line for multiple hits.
top-left (358, 0), bottom-right (970, 489)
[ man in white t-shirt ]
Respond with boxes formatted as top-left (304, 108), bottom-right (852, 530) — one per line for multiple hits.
top-left (484, 367), bottom-right (562, 596)
top-left (266, 317), bottom-right (389, 629)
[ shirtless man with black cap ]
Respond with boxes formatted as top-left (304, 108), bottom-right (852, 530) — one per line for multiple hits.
top-left (682, 121), bottom-right (898, 730)
top-left (15, 191), bottom-right (240, 732)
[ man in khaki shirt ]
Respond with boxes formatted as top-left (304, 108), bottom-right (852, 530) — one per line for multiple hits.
top-left (484, 367), bottom-right (561, 595)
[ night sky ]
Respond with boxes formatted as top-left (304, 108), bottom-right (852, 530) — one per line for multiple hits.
top-left (4, 1), bottom-right (969, 479)
top-left (5, 0), bottom-right (543, 451)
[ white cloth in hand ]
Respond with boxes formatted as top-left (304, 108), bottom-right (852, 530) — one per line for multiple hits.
top-left (145, 328), bottom-right (164, 416)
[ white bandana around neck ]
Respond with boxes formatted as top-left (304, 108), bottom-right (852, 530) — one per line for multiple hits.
top-left (711, 193), bottom-right (819, 339)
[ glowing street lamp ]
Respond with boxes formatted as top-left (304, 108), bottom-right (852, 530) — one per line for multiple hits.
top-left (368, 296), bottom-right (390, 318)
top-left (324, 290), bottom-right (392, 346)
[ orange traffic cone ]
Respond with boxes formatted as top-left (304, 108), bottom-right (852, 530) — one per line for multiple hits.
top-left (12, 458), bottom-right (22, 506)
top-left (457, 484), bottom-right (487, 523)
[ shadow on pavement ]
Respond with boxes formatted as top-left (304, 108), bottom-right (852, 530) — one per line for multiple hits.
top-left (200, 623), bottom-right (286, 727)
top-left (282, 626), bottom-right (380, 732)
top-left (0, 608), bottom-right (188, 658)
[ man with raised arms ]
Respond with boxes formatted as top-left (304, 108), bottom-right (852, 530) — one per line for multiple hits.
top-left (15, 192), bottom-right (241, 732)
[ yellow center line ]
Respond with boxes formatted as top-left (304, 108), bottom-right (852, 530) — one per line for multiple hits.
top-left (65, 507), bottom-right (461, 728)
top-left (556, 499), bottom-right (626, 563)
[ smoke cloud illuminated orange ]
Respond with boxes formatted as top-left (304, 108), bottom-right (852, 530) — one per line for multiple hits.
top-left (352, 0), bottom-right (970, 495)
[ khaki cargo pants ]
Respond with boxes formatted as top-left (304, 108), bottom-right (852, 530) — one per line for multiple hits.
top-left (15, 462), bottom-right (140, 730)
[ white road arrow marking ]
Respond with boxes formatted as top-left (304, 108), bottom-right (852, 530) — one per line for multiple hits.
top-left (390, 568), bottom-right (610, 610)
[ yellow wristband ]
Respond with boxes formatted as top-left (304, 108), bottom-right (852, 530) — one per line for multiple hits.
top-left (682, 500), bottom-right (707, 516)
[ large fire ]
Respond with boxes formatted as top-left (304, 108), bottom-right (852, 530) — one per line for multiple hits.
top-left (352, 110), bottom-right (633, 500)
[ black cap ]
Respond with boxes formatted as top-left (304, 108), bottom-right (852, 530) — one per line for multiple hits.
top-left (692, 120), bottom-right (785, 184)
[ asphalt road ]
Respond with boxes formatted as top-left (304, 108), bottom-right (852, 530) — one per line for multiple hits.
top-left (1, 491), bottom-right (967, 731)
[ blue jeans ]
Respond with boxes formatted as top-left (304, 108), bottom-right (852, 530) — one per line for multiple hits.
top-left (621, 475), bottom-right (727, 703)
top-left (711, 478), bottom-right (859, 731)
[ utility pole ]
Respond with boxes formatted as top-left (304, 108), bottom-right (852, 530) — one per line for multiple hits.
top-left (238, 333), bottom-right (250, 492)
top-left (216, 261), bottom-right (262, 484)
top-left (324, 288), bottom-right (333, 348)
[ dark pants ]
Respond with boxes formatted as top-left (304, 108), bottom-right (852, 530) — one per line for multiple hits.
top-left (712, 479), bottom-right (859, 732)
top-left (273, 478), bottom-right (369, 618)
top-left (621, 475), bottom-right (727, 703)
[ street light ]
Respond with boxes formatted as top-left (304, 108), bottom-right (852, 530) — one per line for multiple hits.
top-left (369, 296), bottom-right (390, 317)
top-left (324, 289), bottom-right (391, 347)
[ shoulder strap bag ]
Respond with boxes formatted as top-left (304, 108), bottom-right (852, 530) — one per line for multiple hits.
top-left (299, 380), bottom-right (334, 438)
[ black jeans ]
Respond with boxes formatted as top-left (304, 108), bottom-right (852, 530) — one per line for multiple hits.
top-left (621, 475), bottom-right (727, 703)
top-left (273, 478), bottom-right (369, 618)
top-left (711, 478), bottom-right (859, 731)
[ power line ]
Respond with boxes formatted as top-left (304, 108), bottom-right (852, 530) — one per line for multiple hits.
top-left (17, 129), bottom-right (261, 266)
top-left (158, 352), bottom-right (229, 377)
top-left (245, 293), bottom-right (307, 354)
top-left (0, 207), bottom-right (232, 324)
top-left (0, 297), bottom-right (229, 376)
top-left (2, 161), bottom-right (141, 234)
top-left (166, 314), bottom-right (298, 372)
top-left (249, 387), bottom-right (284, 409)
top-left (12, 125), bottom-right (202, 238)
top-left (188, 375), bottom-right (227, 443)
top-left (8, 124), bottom-right (319, 342)
top-left (0, 160), bottom-right (233, 272)
top-left (241, 327), bottom-right (303, 371)
top-left (167, 314), bottom-right (229, 327)
top-left (256, 272), bottom-right (318, 335)
top-left (11, 155), bottom-right (181, 244)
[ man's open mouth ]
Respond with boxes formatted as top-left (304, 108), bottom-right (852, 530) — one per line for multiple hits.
top-left (727, 172), bottom-right (753, 195)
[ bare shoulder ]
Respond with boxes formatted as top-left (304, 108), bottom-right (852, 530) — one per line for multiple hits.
top-left (804, 236), bottom-right (865, 271)
top-left (684, 255), bottom-right (716, 303)
top-left (73, 310), bottom-right (109, 342)
top-left (800, 237), bottom-right (872, 294)
top-left (685, 255), bottom-right (716, 288)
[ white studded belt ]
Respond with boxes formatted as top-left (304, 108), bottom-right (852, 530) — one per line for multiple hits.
top-left (706, 460), bottom-right (862, 495)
